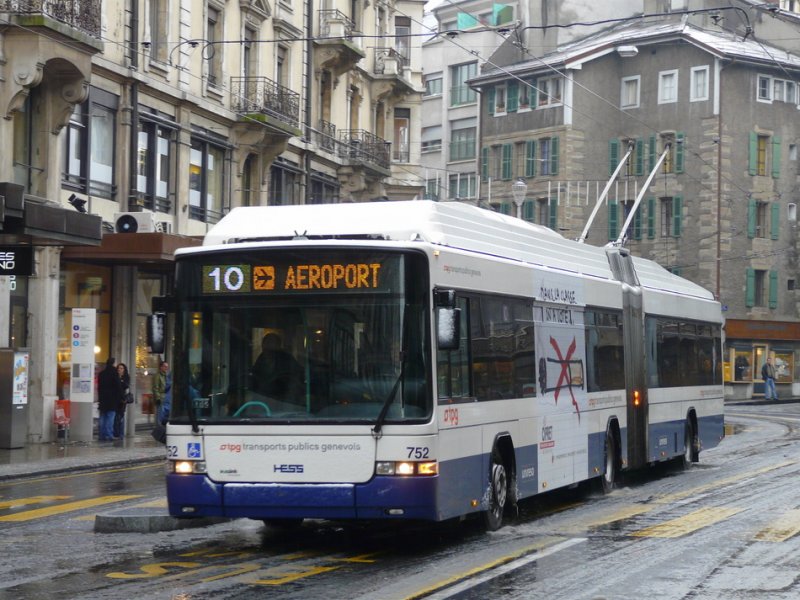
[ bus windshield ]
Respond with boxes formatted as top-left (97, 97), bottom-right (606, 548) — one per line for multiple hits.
top-left (169, 249), bottom-right (431, 424)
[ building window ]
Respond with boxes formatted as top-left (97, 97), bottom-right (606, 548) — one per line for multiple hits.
top-left (748, 199), bottom-right (780, 240)
top-left (206, 5), bottom-right (223, 87)
top-left (537, 76), bottom-right (562, 107)
top-left (62, 88), bottom-right (118, 199)
top-left (690, 66), bottom-right (709, 101)
top-left (269, 159), bottom-right (300, 206)
top-left (424, 178), bottom-right (439, 201)
top-left (424, 74), bottom-right (443, 97)
top-left (395, 16), bottom-right (410, 66)
top-left (754, 269), bottom-right (766, 307)
top-left (758, 75), bottom-right (772, 102)
top-left (276, 45), bottom-right (288, 88)
top-left (494, 84), bottom-right (507, 114)
top-left (536, 198), bottom-right (549, 226)
top-left (393, 107), bottom-right (410, 162)
top-left (148, 0), bottom-right (169, 64)
top-left (757, 134), bottom-right (768, 176)
top-left (309, 172), bottom-right (340, 205)
top-left (243, 27), bottom-right (257, 78)
top-left (756, 201), bottom-right (768, 238)
top-left (137, 118), bottom-right (174, 213)
top-left (189, 137), bottom-right (226, 223)
top-left (450, 123), bottom-right (476, 162)
top-left (450, 62), bottom-right (477, 106)
top-left (448, 173), bottom-right (476, 199)
top-left (620, 76), bottom-right (640, 108)
top-left (421, 126), bottom-right (442, 153)
top-left (660, 196), bottom-right (682, 237)
top-left (658, 70), bottom-right (678, 104)
top-left (538, 137), bottom-right (559, 176)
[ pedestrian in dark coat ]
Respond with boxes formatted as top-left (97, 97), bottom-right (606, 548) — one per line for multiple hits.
top-left (98, 357), bottom-right (123, 441)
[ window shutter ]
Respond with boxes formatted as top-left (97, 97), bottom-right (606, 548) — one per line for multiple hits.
top-left (633, 206), bottom-right (642, 240)
top-left (675, 132), bottom-right (685, 173)
top-left (525, 141), bottom-right (536, 177)
top-left (635, 138), bottom-right (644, 176)
top-left (745, 268), bottom-right (755, 307)
top-left (501, 144), bottom-right (512, 180)
top-left (548, 198), bottom-right (558, 230)
top-left (609, 138), bottom-right (619, 175)
top-left (550, 136), bottom-right (559, 175)
top-left (487, 87), bottom-right (496, 116)
top-left (523, 200), bottom-right (534, 221)
top-left (481, 147), bottom-right (489, 179)
top-left (647, 197), bottom-right (655, 239)
top-left (769, 270), bottom-right (778, 308)
top-left (771, 136), bottom-right (781, 178)
top-left (672, 196), bottom-right (682, 237)
top-left (771, 202), bottom-right (780, 240)
top-left (507, 81), bottom-right (519, 112)
top-left (748, 131), bottom-right (757, 176)
top-left (747, 198), bottom-right (757, 238)
top-left (648, 135), bottom-right (656, 171)
top-left (608, 202), bottom-right (618, 241)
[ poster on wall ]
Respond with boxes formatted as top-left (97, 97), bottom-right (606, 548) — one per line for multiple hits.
top-left (12, 351), bottom-right (29, 405)
top-left (70, 308), bottom-right (97, 403)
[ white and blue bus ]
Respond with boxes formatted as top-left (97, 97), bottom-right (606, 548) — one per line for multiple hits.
top-left (156, 201), bottom-right (724, 530)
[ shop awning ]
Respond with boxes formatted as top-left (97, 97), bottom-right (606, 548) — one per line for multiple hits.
top-left (61, 232), bottom-right (203, 265)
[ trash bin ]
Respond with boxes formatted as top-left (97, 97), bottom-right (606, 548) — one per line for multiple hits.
top-left (0, 348), bottom-right (29, 449)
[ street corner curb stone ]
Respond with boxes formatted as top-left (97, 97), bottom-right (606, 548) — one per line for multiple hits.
top-left (94, 510), bottom-right (230, 533)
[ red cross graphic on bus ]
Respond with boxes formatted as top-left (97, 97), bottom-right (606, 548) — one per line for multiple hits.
top-left (548, 336), bottom-right (581, 421)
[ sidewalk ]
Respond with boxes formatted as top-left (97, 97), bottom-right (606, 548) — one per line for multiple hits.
top-left (0, 426), bottom-right (165, 481)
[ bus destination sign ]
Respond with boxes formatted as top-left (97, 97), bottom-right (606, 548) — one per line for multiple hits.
top-left (202, 261), bottom-right (386, 294)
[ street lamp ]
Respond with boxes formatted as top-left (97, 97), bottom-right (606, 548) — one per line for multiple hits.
top-left (511, 178), bottom-right (528, 219)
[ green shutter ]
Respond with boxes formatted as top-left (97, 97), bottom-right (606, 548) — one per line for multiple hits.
top-left (507, 81), bottom-right (519, 112)
top-left (769, 270), bottom-right (779, 308)
top-left (772, 136), bottom-right (781, 178)
top-left (647, 197), bottom-right (655, 239)
top-left (675, 132), bottom-right (685, 173)
top-left (550, 136), bottom-right (559, 175)
top-left (549, 198), bottom-right (557, 230)
top-left (635, 138), bottom-right (644, 176)
top-left (487, 87), bottom-right (496, 116)
top-left (771, 202), bottom-right (780, 240)
top-left (672, 196), bottom-right (682, 237)
top-left (523, 200), bottom-right (534, 221)
top-left (608, 202), bottom-right (618, 241)
top-left (648, 135), bottom-right (656, 171)
top-left (745, 268), bottom-right (755, 307)
top-left (481, 147), bottom-right (489, 179)
top-left (634, 206), bottom-right (642, 240)
top-left (501, 143), bottom-right (512, 180)
top-left (609, 138), bottom-right (619, 176)
top-left (748, 131), bottom-right (757, 176)
top-left (525, 140), bottom-right (536, 177)
top-left (747, 199), bottom-right (757, 238)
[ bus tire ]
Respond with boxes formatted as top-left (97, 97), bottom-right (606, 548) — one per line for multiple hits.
top-left (263, 518), bottom-right (304, 531)
top-left (682, 419), bottom-right (698, 469)
top-left (601, 429), bottom-right (617, 494)
top-left (483, 450), bottom-right (508, 531)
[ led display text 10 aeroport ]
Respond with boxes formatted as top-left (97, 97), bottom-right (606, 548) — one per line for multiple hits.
top-left (202, 261), bottom-right (387, 295)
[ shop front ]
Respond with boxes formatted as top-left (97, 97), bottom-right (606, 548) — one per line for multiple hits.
top-left (725, 319), bottom-right (800, 401)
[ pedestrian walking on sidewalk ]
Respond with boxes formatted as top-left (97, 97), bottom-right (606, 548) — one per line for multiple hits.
top-left (114, 362), bottom-right (132, 438)
top-left (98, 357), bottom-right (123, 441)
top-left (762, 356), bottom-right (779, 400)
top-left (152, 360), bottom-right (172, 425)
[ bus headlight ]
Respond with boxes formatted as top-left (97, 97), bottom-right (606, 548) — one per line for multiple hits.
top-left (172, 460), bottom-right (207, 474)
top-left (375, 461), bottom-right (438, 476)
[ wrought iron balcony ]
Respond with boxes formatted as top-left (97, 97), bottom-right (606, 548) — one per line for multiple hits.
top-left (0, 0), bottom-right (102, 38)
top-left (373, 47), bottom-right (409, 75)
top-left (230, 76), bottom-right (300, 130)
top-left (338, 130), bottom-right (391, 170)
top-left (318, 9), bottom-right (355, 38)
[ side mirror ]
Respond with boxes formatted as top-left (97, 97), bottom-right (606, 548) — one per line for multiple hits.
top-left (437, 307), bottom-right (460, 350)
top-left (147, 313), bottom-right (166, 354)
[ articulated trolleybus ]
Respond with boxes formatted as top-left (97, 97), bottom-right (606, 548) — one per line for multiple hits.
top-left (157, 201), bottom-right (724, 530)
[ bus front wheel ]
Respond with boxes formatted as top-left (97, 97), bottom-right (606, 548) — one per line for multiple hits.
top-left (483, 450), bottom-right (508, 531)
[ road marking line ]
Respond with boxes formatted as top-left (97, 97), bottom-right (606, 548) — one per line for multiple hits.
top-left (754, 509), bottom-right (800, 542)
top-left (631, 506), bottom-right (742, 538)
top-left (414, 537), bottom-right (586, 600)
top-left (0, 495), bottom-right (71, 509)
top-left (0, 495), bottom-right (141, 522)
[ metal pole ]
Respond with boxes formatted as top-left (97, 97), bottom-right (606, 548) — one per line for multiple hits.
top-left (578, 141), bottom-right (635, 243)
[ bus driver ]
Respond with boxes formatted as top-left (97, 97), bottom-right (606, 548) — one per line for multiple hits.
top-left (249, 333), bottom-right (303, 400)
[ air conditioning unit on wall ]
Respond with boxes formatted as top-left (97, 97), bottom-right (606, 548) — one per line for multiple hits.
top-left (114, 212), bottom-right (155, 233)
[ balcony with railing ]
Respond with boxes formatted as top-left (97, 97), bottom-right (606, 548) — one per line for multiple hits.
top-left (373, 47), bottom-right (409, 76)
top-left (338, 130), bottom-right (391, 171)
top-left (230, 76), bottom-right (301, 134)
top-left (314, 9), bottom-right (364, 76)
top-left (0, 0), bottom-right (102, 41)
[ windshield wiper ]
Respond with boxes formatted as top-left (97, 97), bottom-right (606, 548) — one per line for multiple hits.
top-left (372, 304), bottom-right (409, 439)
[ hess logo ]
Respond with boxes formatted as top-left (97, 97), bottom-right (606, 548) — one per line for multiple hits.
top-left (274, 464), bottom-right (304, 473)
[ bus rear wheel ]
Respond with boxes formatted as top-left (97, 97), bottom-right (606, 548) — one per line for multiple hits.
top-left (601, 429), bottom-right (617, 494)
top-left (483, 450), bottom-right (508, 531)
top-left (682, 419), bottom-right (698, 469)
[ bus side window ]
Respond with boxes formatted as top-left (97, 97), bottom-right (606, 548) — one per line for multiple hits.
top-left (437, 297), bottom-right (470, 400)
